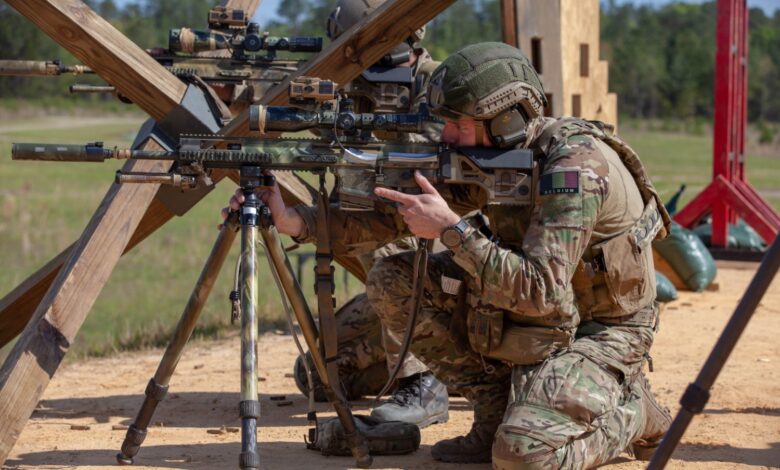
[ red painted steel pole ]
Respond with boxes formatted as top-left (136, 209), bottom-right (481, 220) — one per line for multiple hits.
top-left (712, 0), bottom-right (736, 246)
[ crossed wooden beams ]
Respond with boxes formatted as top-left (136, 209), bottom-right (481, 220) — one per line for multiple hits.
top-left (0, 0), bottom-right (455, 463)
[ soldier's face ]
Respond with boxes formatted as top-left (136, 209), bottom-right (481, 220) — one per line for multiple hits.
top-left (441, 118), bottom-right (493, 147)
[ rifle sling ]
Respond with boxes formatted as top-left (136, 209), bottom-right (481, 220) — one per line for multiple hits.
top-left (314, 175), bottom-right (342, 400)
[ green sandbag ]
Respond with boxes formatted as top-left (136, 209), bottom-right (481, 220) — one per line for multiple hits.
top-left (655, 272), bottom-right (678, 303)
top-left (653, 222), bottom-right (717, 292)
top-left (693, 219), bottom-right (766, 252)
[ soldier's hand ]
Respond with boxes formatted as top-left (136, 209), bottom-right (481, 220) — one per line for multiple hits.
top-left (220, 172), bottom-right (304, 237)
top-left (374, 171), bottom-right (461, 239)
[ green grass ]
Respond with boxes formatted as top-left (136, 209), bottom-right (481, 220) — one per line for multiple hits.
top-left (0, 116), bottom-right (777, 362)
top-left (620, 128), bottom-right (780, 213)
top-left (0, 116), bottom-right (363, 362)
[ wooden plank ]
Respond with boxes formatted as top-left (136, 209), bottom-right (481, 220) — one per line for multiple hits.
top-left (501, 0), bottom-right (519, 48)
top-left (225, 0), bottom-right (262, 16)
top-left (5, 0), bottom-right (186, 121)
top-left (221, 0), bottom-right (456, 135)
top-left (0, 139), bottom-right (169, 464)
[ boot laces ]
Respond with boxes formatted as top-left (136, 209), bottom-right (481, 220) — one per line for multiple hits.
top-left (388, 373), bottom-right (424, 406)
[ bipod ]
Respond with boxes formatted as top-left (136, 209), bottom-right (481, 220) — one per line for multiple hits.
top-left (647, 234), bottom-right (780, 469)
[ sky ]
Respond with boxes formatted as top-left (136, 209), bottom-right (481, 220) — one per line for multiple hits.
top-left (112, 0), bottom-right (778, 24)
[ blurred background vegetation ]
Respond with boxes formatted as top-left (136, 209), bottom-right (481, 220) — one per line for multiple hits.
top-left (0, 0), bottom-right (778, 360)
top-left (0, 0), bottom-right (779, 126)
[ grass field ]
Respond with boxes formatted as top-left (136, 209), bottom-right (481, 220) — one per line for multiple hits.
top-left (0, 115), bottom-right (777, 361)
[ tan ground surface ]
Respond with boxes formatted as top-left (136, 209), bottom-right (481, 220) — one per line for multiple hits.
top-left (4, 264), bottom-right (780, 470)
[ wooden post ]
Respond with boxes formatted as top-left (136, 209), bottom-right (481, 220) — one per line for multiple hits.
top-left (222, 0), bottom-right (457, 135)
top-left (0, 0), bottom-right (454, 461)
top-left (501, 0), bottom-right (518, 48)
top-left (226, 0), bottom-right (262, 14)
top-left (0, 0), bottom-right (455, 348)
top-left (4, 0), bottom-right (185, 120)
top-left (0, 139), bottom-right (168, 463)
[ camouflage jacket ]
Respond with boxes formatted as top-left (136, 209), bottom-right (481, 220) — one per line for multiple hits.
top-left (293, 118), bottom-right (648, 329)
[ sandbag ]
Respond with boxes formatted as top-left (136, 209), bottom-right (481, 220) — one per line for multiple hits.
top-left (307, 415), bottom-right (420, 456)
top-left (653, 222), bottom-right (716, 292)
top-left (655, 272), bottom-right (678, 303)
top-left (693, 219), bottom-right (766, 252)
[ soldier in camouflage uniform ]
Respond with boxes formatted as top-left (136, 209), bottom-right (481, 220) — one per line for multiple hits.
top-left (232, 42), bottom-right (673, 467)
top-left (291, 0), bottom-right (450, 428)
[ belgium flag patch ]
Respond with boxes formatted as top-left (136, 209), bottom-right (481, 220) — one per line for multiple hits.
top-left (540, 170), bottom-right (580, 195)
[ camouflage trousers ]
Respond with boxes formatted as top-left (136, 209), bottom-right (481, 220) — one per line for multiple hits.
top-left (367, 251), bottom-right (659, 468)
top-left (324, 292), bottom-right (428, 399)
top-left (321, 239), bottom-right (430, 398)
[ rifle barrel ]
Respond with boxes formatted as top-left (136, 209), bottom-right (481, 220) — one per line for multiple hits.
top-left (0, 60), bottom-right (92, 77)
top-left (11, 143), bottom-right (169, 162)
top-left (70, 84), bottom-right (117, 94)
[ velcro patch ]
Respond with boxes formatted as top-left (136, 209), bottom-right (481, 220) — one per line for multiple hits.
top-left (540, 170), bottom-right (580, 195)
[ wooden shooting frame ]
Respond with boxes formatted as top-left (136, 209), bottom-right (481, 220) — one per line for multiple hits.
top-left (0, 0), bottom-right (455, 463)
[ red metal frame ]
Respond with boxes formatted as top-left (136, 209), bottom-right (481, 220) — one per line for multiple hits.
top-left (674, 0), bottom-right (780, 246)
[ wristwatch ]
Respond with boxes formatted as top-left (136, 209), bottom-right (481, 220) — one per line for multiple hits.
top-left (440, 218), bottom-right (470, 250)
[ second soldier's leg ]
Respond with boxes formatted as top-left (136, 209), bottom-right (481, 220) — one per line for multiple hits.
top-left (293, 293), bottom-right (388, 401)
top-left (367, 251), bottom-right (512, 462)
top-left (492, 316), bottom-right (671, 469)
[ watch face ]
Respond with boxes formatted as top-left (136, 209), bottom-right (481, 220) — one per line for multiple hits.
top-left (441, 227), bottom-right (462, 248)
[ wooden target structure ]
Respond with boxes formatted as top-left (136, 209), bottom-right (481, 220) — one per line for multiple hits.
top-left (0, 0), bottom-right (455, 464)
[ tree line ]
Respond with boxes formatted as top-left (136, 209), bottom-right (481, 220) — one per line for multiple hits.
top-left (0, 0), bottom-right (777, 123)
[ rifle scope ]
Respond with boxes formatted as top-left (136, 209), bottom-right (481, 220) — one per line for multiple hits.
top-left (249, 105), bottom-right (436, 134)
top-left (169, 25), bottom-right (322, 55)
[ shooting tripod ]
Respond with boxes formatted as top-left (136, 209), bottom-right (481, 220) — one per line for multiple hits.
top-left (647, 234), bottom-right (780, 468)
top-left (115, 167), bottom-right (372, 469)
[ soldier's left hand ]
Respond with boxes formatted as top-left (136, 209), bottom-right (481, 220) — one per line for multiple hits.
top-left (374, 171), bottom-right (461, 239)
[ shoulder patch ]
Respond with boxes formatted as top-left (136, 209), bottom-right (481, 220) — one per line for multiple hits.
top-left (540, 170), bottom-right (580, 195)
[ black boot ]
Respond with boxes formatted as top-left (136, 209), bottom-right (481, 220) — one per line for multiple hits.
top-left (370, 372), bottom-right (449, 428)
top-left (431, 420), bottom-right (498, 463)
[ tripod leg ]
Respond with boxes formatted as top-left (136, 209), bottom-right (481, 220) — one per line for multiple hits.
top-left (647, 234), bottom-right (780, 469)
top-left (260, 226), bottom-right (372, 468)
top-left (117, 214), bottom-right (240, 465)
top-left (238, 192), bottom-right (261, 470)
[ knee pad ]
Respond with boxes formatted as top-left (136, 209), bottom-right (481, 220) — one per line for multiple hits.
top-left (492, 426), bottom-right (561, 470)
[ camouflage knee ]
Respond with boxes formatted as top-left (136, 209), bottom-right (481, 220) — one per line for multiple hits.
top-left (492, 425), bottom-right (562, 470)
top-left (365, 252), bottom-right (415, 326)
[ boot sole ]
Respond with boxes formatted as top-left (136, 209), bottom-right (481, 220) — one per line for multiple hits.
top-left (432, 449), bottom-right (491, 463)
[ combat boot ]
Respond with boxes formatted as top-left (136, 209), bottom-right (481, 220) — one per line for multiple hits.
top-left (631, 373), bottom-right (672, 461)
top-left (370, 372), bottom-right (449, 428)
top-left (431, 420), bottom-right (498, 463)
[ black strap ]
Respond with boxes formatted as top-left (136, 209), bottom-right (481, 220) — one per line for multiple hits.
top-left (313, 174), bottom-right (341, 399)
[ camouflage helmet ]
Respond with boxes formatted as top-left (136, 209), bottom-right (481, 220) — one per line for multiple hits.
top-left (326, 0), bottom-right (426, 52)
top-left (428, 42), bottom-right (548, 147)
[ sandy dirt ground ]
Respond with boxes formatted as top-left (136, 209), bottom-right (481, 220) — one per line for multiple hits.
top-left (4, 264), bottom-right (779, 470)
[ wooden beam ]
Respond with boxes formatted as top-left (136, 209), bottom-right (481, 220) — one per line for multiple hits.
top-left (0, 140), bottom-right (169, 464)
top-left (0, 0), bottom-right (454, 348)
top-left (500, 0), bottom-right (518, 48)
top-left (222, 0), bottom-right (456, 135)
top-left (5, 0), bottom-right (186, 121)
top-left (225, 0), bottom-right (262, 16)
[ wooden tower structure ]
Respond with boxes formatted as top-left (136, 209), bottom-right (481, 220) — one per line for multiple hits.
top-left (502, 0), bottom-right (617, 125)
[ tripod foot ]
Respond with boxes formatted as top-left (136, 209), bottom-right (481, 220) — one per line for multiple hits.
top-left (116, 453), bottom-right (134, 465)
top-left (239, 450), bottom-right (259, 469)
